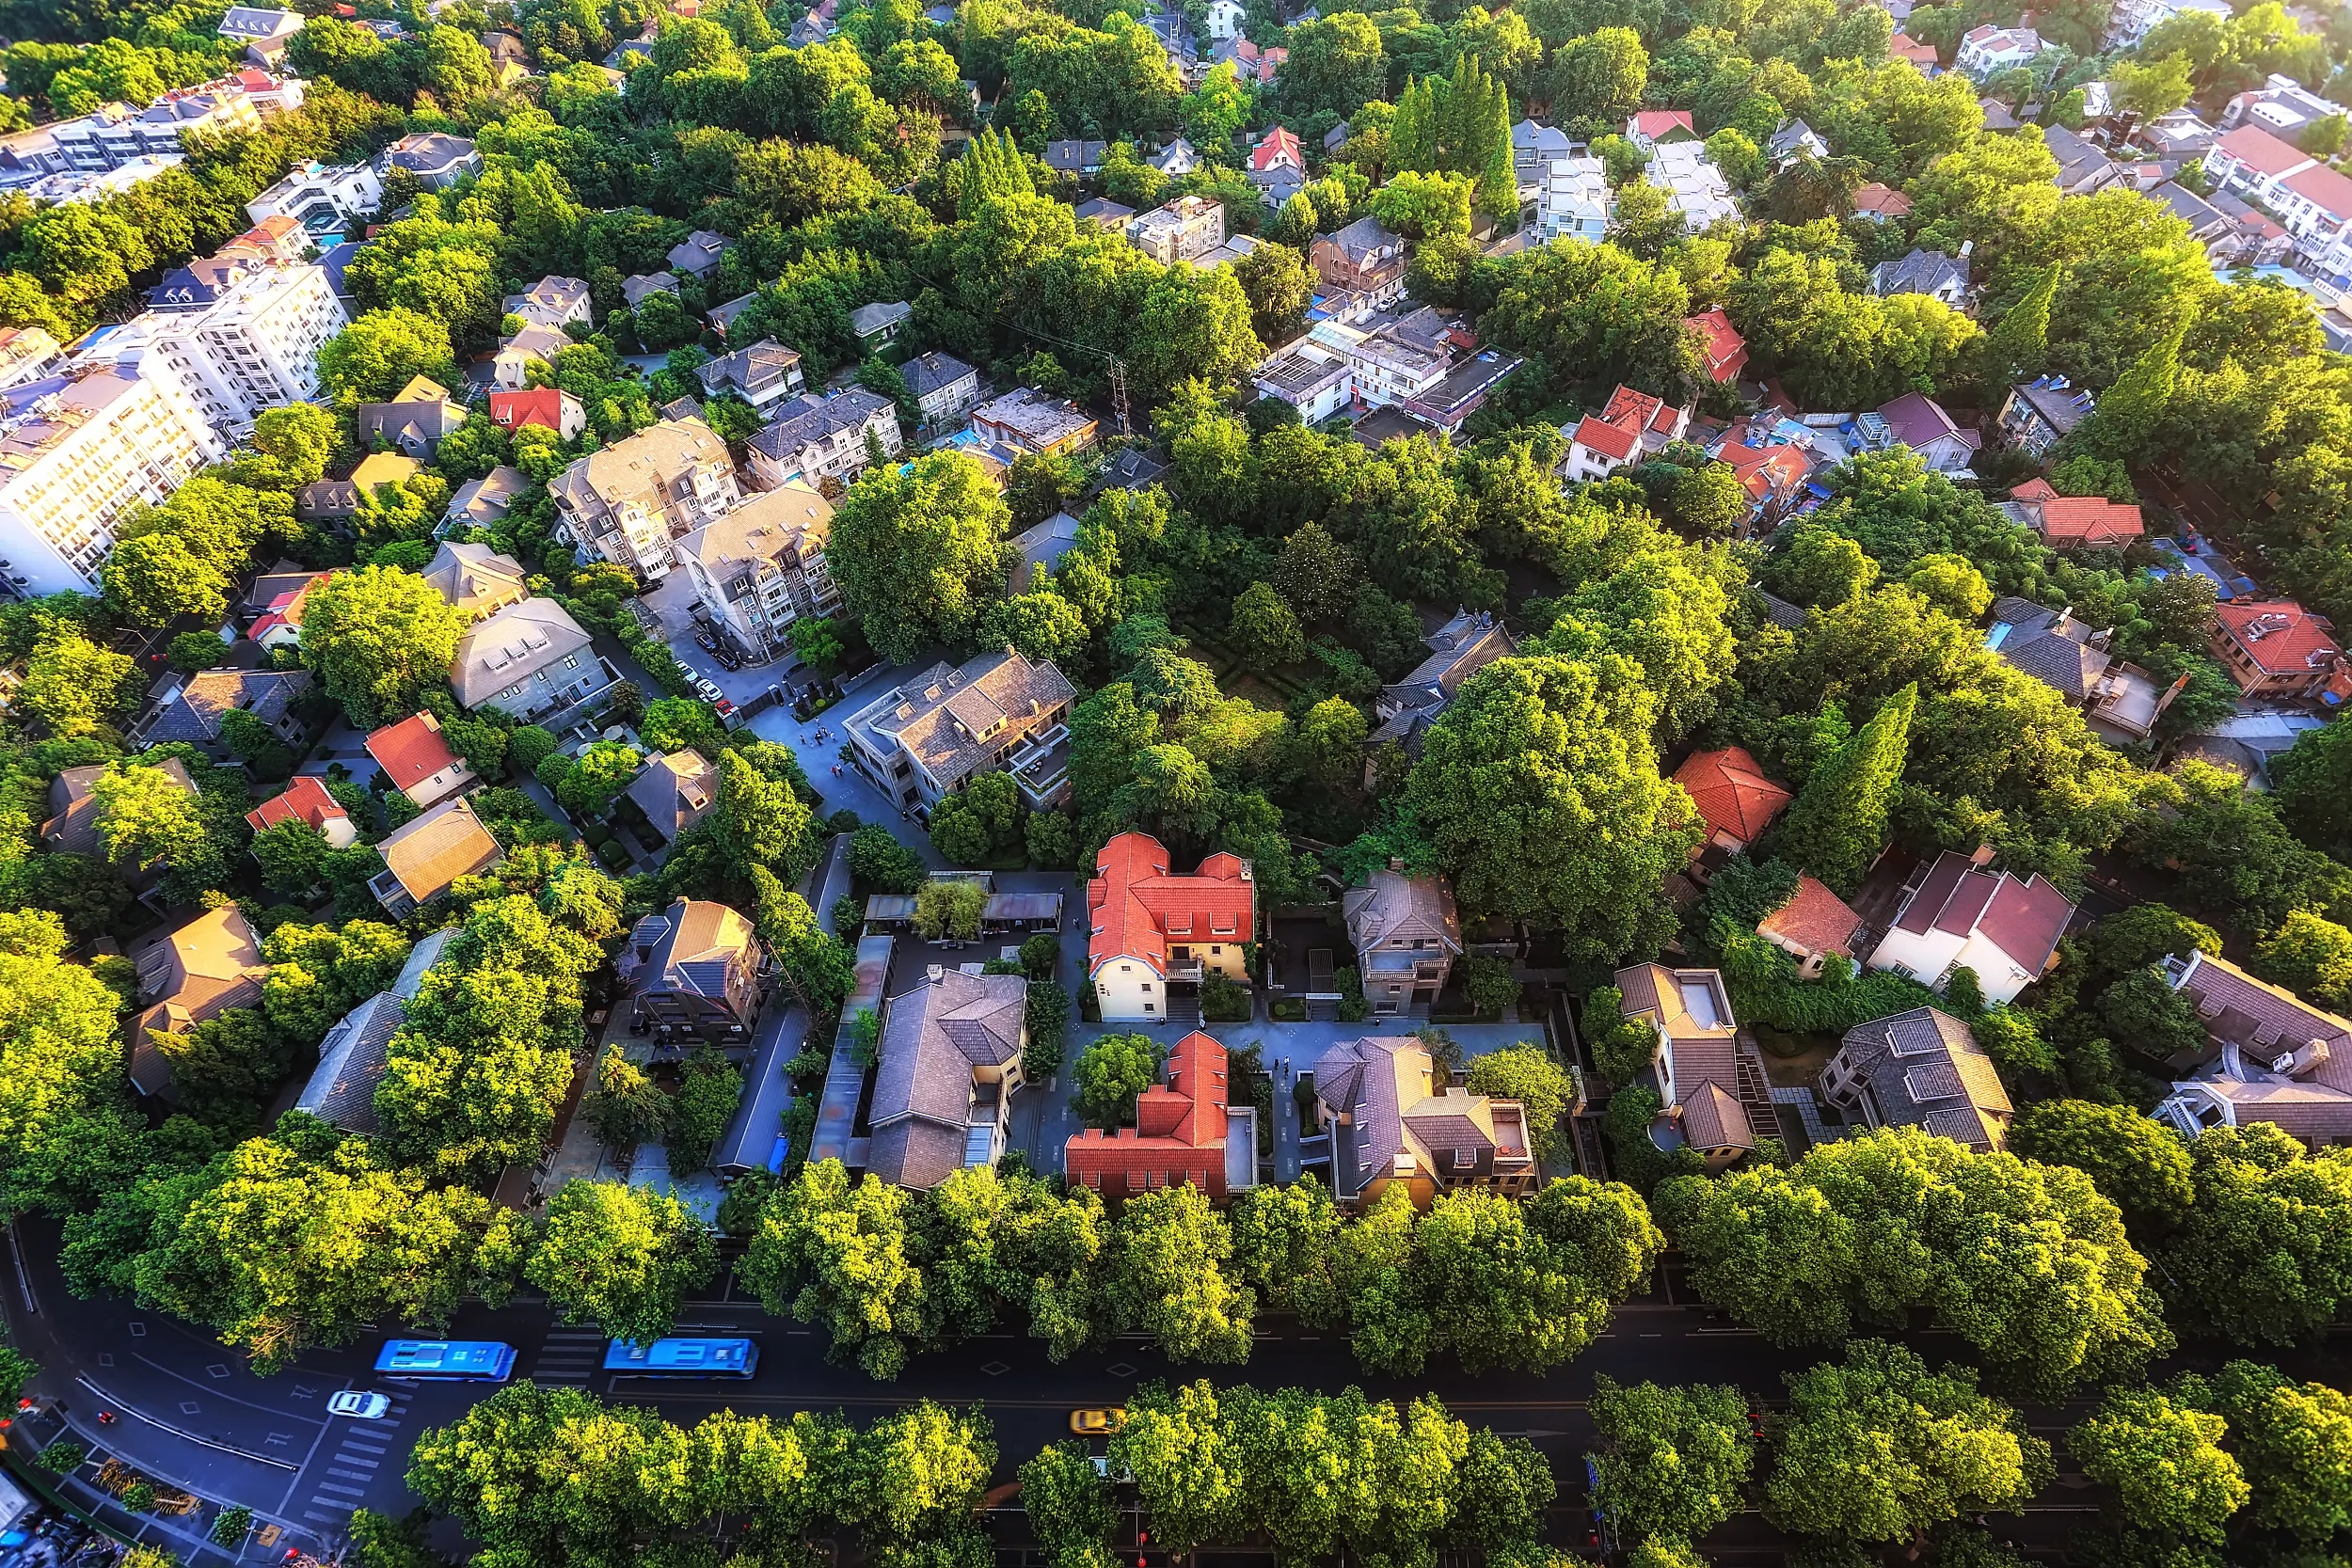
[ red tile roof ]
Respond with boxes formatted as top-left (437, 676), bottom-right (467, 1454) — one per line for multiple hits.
top-left (1685, 307), bottom-right (1748, 384)
top-left (2214, 600), bottom-right (2343, 675)
top-left (245, 774), bottom-right (347, 835)
top-left (1603, 384), bottom-right (1677, 434)
top-left (1721, 441), bottom-right (1807, 504)
top-left (1674, 746), bottom-right (1792, 845)
top-left (2037, 496), bottom-right (2144, 546)
top-left (2284, 159), bottom-right (2352, 221)
top-left (1889, 32), bottom-right (1937, 64)
top-left (2010, 477), bottom-right (2058, 501)
top-left (1852, 182), bottom-right (1914, 216)
top-left (1064, 1030), bottom-right (1238, 1197)
top-left (1250, 126), bottom-right (1301, 170)
top-left (365, 711), bottom-right (465, 795)
top-left (488, 388), bottom-right (575, 432)
top-left (1088, 831), bottom-right (1256, 975)
top-left (1572, 412), bottom-right (1641, 462)
top-left (247, 571), bottom-right (332, 642)
top-left (2215, 123), bottom-right (2312, 178)
top-left (1629, 110), bottom-right (1693, 140)
top-left (1757, 874), bottom-right (1863, 958)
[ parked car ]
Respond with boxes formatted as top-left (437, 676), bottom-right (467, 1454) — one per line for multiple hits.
top-left (695, 678), bottom-right (726, 703)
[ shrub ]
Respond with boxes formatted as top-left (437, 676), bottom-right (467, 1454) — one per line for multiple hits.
top-left (667, 1051), bottom-right (744, 1174)
top-left (1335, 965), bottom-right (1369, 1022)
top-left (1025, 980), bottom-right (1071, 1081)
top-left (120, 1482), bottom-right (157, 1513)
top-left (847, 1007), bottom-right (882, 1069)
top-left (211, 1504), bottom-right (254, 1544)
top-left (596, 839), bottom-right (629, 868)
top-left (1200, 969), bottom-right (1252, 1022)
top-left (37, 1441), bottom-right (85, 1473)
top-left (848, 824), bottom-right (924, 893)
top-left (1020, 932), bottom-right (1060, 981)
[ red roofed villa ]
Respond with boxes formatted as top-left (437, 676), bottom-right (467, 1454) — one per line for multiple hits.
top-left (1852, 182), bottom-right (1913, 220)
top-left (1675, 746), bottom-right (1793, 860)
top-left (365, 711), bottom-right (479, 810)
top-left (1563, 383), bottom-right (1691, 483)
top-left (245, 774), bottom-right (356, 847)
top-left (1088, 831), bottom-right (1255, 1022)
top-left (1757, 874), bottom-right (1866, 978)
top-left (1064, 1030), bottom-right (1258, 1201)
top-left (1627, 109), bottom-right (1696, 150)
top-left (1685, 306), bottom-right (1748, 384)
top-left (1867, 848), bottom-right (2076, 1006)
top-left (247, 570), bottom-right (333, 652)
top-left (488, 387), bottom-right (586, 440)
top-left (1249, 125), bottom-right (1302, 172)
top-left (2026, 494), bottom-right (2144, 548)
top-left (2209, 599), bottom-right (2344, 700)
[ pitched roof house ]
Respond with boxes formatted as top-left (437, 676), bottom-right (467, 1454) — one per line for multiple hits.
top-left (246, 569), bottom-right (332, 651)
top-left (1852, 182), bottom-right (1913, 220)
top-left (245, 774), bottom-right (356, 848)
top-left (1756, 874), bottom-right (1866, 977)
top-left (1819, 1006), bottom-right (2014, 1150)
top-left (1867, 848), bottom-right (2075, 1005)
top-left (1985, 598), bottom-right (2173, 742)
top-left (1673, 746), bottom-right (1792, 859)
top-left (2154, 950), bottom-right (2352, 1144)
top-left (129, 905), bottom-right (269, 1099)
top-left (866, 965), bottom-right (1028, 1189)
top-left (1877, 391), bottom-right (1979, 472)
top-left (450, 598), bottom-right (617, 723)
top-left (1343, 868), bottom-right (1463, 1016)
top-left (369, 795), bottom-right (502, 917)
top-left (365, 711), bottom-right (477, 810)
top-left (1685, 306), bottom-right (1748, 384)
top-left (42, 759), bottom-right (195, 859)
top-left (1370, 609), bottom-right (1518, 759)
top-left (487, 387), bottom-right (585, 439)
top-left (1626, 109), bottom-right (1697, 150)
top-left (1870, 247), bottom-right (1969, 304)
top-left (628, 750), bottom-right (717, 845)
top-left (293, 928), bottom-right (451, 1133)
top-left (448, 465), bottom-right (530, 529)
top-left (1065, 1029), bottom-right (1258, 1200)
top-left (355, 374), bottom-right (466, 457)
top-left (842, 648), bottom-right (1078, 811)
top-left (1615, 963), bottom-right (1772, 1170)
top-left (618, 897), bottom-right (764, 1042)
top-left (1308, 1035), bottom-right (1535, 1209)
top-left (1089, 832), bottom-right (1254, 1022)
top-left (2208, 600), bottom-right (2343, 700)
top-left (131, 668), bottom-right (311, 753)
top-left (1564, 383), bottom-right (1692, 482)
top-left (421, 540), bottom-right (530, 620)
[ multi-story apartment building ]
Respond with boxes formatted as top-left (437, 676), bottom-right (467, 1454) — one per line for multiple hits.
top-left (549, 415), bottom-right (740, 579)
top-left (2202, 124), bottom-right (2352, 285)
top-left (1126, 195), bottom-right (1227, 263)
top-left (1537, 155), bottom-right (1611, 243)
top-left (0, 366), bottom-right (226, 596)
top-left (49, 72), bottom-right (294, 172)
top-left (744, 389), bottom-right (902, 488)
top-left (0, 329), bottom-right (63, 392)
top-left (131, 244), bottom-right (347, 436)
top-left (675, 481), bottom-right (840, 662)
top-left (245, 159), bottom-right (382, 233)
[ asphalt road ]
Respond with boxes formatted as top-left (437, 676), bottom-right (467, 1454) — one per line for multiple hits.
top-left (7, 1212), bottom-right (2181, 1564)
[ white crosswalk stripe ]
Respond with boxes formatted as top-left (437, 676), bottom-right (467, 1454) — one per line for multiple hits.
top-left (530, 1326), bottom-right (607, 1386)
top-left (300, 1390), bottom-right (412, 1526)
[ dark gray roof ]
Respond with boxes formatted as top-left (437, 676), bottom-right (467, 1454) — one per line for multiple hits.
top-left (2152, 180), bottom-right (2230, 235)
top-left (2010, 377), bottom-right (2096, 435)
top-left (1766, 119), bottom-right (1821, 159)
top-left (1043, 139), bottom-right (1107, 171)
top-left (1834, 1006), bottom-right (2012, 1152)
top-left (143, 668), bottom-right (310, 745)
top-left (1872, 247), bottom-right (1968, 298)
top-left (1100, 446), bottom-right (1167, 490)
top-left (866, 967), bottom-right (1025, 1187)
top-left (1999, 621), bottom-right (2107, 700)
top-left (2042, 124), bottom-right (2117, 189)
top-left (292, 930), bottom-right (451, 1135)
top-left (1757, 591), bottom-right (1810, 630)
top-left (748, 388), bottom-right (893, 461)
top-left (901, 350), bottom-right (976, 400)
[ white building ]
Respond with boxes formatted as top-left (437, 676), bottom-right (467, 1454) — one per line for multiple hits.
top-left (132, 250), bottom-right (348, 436)
top-left (1126, 195), bottom-right (1227, 264)
top-left (2107, 0), bottom-right (2231, 49)
top-left (0, 329), bottom-right (63, 392)
top-left (245, 159), bottom-right (382, 233)
top-left (675, 481), bottom-right (840, 662)
top-left (502, 275), bottom-right (592, 331)
top-left (0, 366), bottom-right (228, 596)
top-left (2220, 73), bottom-right (2352, 142)
top-left (549, 416), bottom-right (741, 580)
top-left (2203, 124), bottom-right (2352, 287)
top-left (1205, 0), bottom-right (1244, 38)
top-left (1538, 155), bottom-right (1611, 244)
top-left (1648, 141), bottom-right (1740, 230)
top-left (1866, 849), bottom-right (2076, 1006)
top-left (744, 389), bottom-right (902, 489)
top-left (1954, 24), bottom-right (2042, 80)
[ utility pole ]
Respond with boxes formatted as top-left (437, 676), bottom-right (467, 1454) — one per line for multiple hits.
top-left (1107, 357), bottom-right (1131, 437)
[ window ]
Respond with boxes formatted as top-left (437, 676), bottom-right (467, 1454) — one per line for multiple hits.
top-left (1140, 982), bottom-right (1152, 992)
top-left (1143, 1001), bottom-right (1155, 1013)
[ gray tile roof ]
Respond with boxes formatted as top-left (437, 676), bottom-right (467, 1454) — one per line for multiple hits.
top-left (143, 669), bottom-right (310, 745)
top-left (1833, 1006), bottom-right (2013, 1151)
top-left (866, 967), bottom-right (1025, 1187)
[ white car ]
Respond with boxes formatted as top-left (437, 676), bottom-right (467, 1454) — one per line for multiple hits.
top-left (326, 1390), bottom-right (391, 1419)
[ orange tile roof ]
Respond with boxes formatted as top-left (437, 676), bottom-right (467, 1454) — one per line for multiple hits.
top-left (2216, 123), bottom-right (2312, 178)
top-left (1088, 831), bottom-right (1255, 975)
top-left (1065, 1031), bottom-right (1239, 1196)
top-left (2037, 496), bottom-right (2144, 546)
top-left (2010, 477), bottom-right (2058, 501)
top-left (245, 775), bottom-right (348, 835)
top-left (489, 388), bottom-right (575, 432)
top-left (1852, 182), bottom-right (1913, 216)
top-left (1572, 412), bottom-right (1641, 462)
top-left (1250, 126), bottom-right (1301, 170)
top-left (1685, 307), bottom-right (1747, 383)
top-left (1757, 874), bottom-right (1862, 958)
top-left (2215, 600), bottom-right (2343, 675)
top-left (366, 711), bottom-right (464, 795)
top-left (1674, 746), bottom-right (1792, 844)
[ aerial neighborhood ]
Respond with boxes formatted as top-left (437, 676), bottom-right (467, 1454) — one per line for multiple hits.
top-left (0, 0), bottom-right (2349, 1560)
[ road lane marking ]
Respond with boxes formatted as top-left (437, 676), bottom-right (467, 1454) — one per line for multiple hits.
top-left (73, 1373), bottom-right (298, 1470)
top-left (326, 1465), bottom-right (376, 1481)
top-left (313, 1481), bottom-right (366, 1498)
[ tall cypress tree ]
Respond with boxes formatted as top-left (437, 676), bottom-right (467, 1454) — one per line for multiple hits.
top-left (2076, 314), bottom-right (2187, 464)
top-left (1476, 69), bottom-right (1517, 218)
top-left (1391, 76), bottom-right (1435, 173)
top-left (1776, 683), bottom-right (1916, 894)
top-left (1979, 264), bottom-right (2058, 390)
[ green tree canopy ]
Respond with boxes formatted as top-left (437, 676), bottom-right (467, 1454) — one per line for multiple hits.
top-left (299, 566), bottom-right (466, 727)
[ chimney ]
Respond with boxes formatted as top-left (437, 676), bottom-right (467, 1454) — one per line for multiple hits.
top-left (926, 964), bottom-right (945, 983)
top-left (1959, 239), bottom-right (1974, 258)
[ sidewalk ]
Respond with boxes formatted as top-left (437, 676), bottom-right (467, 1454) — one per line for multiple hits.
top-left (6, 1405), bottom-right (294, 1565)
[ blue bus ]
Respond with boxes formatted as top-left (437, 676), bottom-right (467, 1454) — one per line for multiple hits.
top-left (374, 1340), bottom-right (516, 1381)
top-left (603, 1338), bottom-right (759, 1378)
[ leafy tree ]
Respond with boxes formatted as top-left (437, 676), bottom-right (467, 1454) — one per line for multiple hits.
top-left (1776, 684), bottom-right (1915, 894)
top-left (2176, 1359), bottom-right (2352, 1543)
top-left (524, 1179), bottom-right (718, 1344)
top-left (2272, 718), bottom-right (2352, 860)
top-left (1464, 1044), bottom-right (1576, 1160)
top-left (1765, 1339), bottom-right (2050, 1543)
top-left (1659, 1126), bottom-right (2169, 1394)
top-left (90, 762), bottom-right (205, 871)
top-left (17, 627), bottom-right (136, 737)
top-left (741, 1159), bottom-right (924, 1379)
top-left (929, 771), bottom-right (1023, 865)
top-left (2073, 315), bottom-right (2186, 464)
top-left (1072, 1032), bottom-right (1158, 1129)
top-left (2132, 759), bottom-right (2339, 936)
top-left (1403, 655), bottom-right (1699, 960)
top-left (1228, 581), bottom-right (1304, 669)
top-left (826, 451), bottom-right (1011, 662)
top-left (640, 697), bottom-right (723, 756)
top-left (299, 566), bottom-right (466, 727)
top-left (1102, 1183), bottom-right (1254, 1362)
top-left (318, 309), bottom-right (460, 403)
top-left (2008, 1100), bottom-right (2193, 1230)
top-left (914, 879), bottom-right (985, 941)
top-left (1588, 1376), bottom-right (1755, 1545)
top-left (1021, 1442), bottom-right (1115, 1568)
top-left (1229, 1177), bottom-right (1345, 1329)
top-left (2069, 1386), bottom-right (2245, 1543)
top-left (1584, 985), bottom-right (1661, 1085)
top-left (2154, 1124), bottom-right (2352, 1347)
top-left (1978, 264), bottom-right (2056, 390)
top-left (2252, 910), bottom-right (2352, 1012)
top-left (1906, 554), bottom-right (1991, 620)
top-left (1768, 522), bottom-right (1880, 608)
top-left (103, 530), bottom-right (231, 627)
top-left (849, 823), bottom-right (926, 893)
top-left (556, 739), bottom-right (640, 817)
top-left (582, 1047), bottom-right (669, 1154)
top-left (666, 1050), bottom-right (743, 1174)
top-left (707, 746), bottom-right (818, 889)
